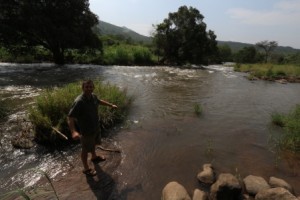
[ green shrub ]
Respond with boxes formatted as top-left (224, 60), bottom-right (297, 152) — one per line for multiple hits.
top-left (194, 103), bottom-right (203, 116)
top-left (271, 112), bottom-right (285, 127)
top-left (28, 81), bottom-right (132, 145)
top-left (133, 46), bottom-right (152, 65)
top-left (272, 105), bottom-right (300, 152)
top-left (115, 47), bottom-right (133, 65)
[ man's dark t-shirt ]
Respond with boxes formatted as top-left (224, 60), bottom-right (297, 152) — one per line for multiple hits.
top-left (68, 94), bottom-right (100, 136)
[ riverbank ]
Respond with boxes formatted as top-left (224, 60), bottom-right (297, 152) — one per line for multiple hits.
top-left (234, 63), bottom-right (300, 83)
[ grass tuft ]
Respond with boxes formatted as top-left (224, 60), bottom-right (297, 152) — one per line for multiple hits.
top-left (271, 105), bottom-right (300, 152)
top-left (28, 81), bottom-right (132, 145)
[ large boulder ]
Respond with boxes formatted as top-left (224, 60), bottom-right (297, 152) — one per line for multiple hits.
top-left (197, 164), bottom-right (215, 185)
top-left (162, 181), bottom-right (191, 200)
top-left (255, 187), bottom-right (298, 200)
top-left (210, 173), bottom-right (242, 200)
top-left (243, 175), bottom-right (270, 196)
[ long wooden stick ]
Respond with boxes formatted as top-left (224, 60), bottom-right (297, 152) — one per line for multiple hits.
top-left (96, 145), bottom-right (121, 153)
top-left (51, 127), bottom-right (68, 140)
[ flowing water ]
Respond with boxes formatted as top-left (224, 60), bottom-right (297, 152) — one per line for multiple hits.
top-left (0, 63), bottom-right (300, 199)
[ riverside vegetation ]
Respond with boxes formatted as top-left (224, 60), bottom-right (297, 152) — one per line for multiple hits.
top-left (234, 63), bottom-right (300, 82)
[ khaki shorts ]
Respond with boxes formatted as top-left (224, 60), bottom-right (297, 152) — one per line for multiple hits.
top-left (80, 133), bottom-right (97, 153)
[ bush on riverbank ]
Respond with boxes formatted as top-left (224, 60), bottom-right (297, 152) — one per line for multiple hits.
top-left (271, 105), bottom-right (300, 152)
top-left (0, 43), bottom-right (155, 65)
top-left (103, 44), bottom-right (154, 65)
top-left (28, 81), bottom-right (132, 145)
top-left (234, 63), bottom-right (300, 82)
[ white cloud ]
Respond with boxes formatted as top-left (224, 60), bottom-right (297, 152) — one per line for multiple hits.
top-left (275, 0), bottom-right (300, 12)
top-left (228, 0), bottom-right (300, 26)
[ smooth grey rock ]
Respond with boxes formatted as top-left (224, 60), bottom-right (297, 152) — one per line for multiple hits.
top-left (197, 163), bottom-right (215, 185)
top-left (192, 189), bottom-right (208, 200)
top-left (162, 181), bottom-right (191, 200)
top-left (243, 175), bottom-right (270, 196)
top-left (269, 177), bottom-right (293, 194)
top-left (255, 187), bottom-right (297, 200)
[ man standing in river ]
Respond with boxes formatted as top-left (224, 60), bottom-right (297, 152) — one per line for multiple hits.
top-left (67, 80), bottom-right (118, 176)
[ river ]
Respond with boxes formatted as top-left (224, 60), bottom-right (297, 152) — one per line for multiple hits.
top-left (0, 63), bottom-right (299, 199)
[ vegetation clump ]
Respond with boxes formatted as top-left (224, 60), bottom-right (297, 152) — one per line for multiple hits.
top-left (0, 100), bottom-right (10, 120)
top-left (194, 103), bottom-right (203, 116)
top-left (28, 81), bottom-right (132, 145)
top-left (271, 105), bottom-right (300, 152)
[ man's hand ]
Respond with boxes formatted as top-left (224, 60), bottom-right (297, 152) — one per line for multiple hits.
top-left (111, 104), bottom-right (118, 109)
top-left (72, 131), bottom-right (81, 140)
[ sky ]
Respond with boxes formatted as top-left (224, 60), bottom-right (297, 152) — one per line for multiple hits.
top-left (89, 0), bottom-right (300, 49)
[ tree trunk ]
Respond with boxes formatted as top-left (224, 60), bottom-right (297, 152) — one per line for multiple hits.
top-left (52, 47), bottom-right (65, 65)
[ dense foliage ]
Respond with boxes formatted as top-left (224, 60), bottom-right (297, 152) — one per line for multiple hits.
top-left (28, 81), bottom-right (132, 145)
top-left (0, 0), bottom-right (101, 64)
top-left (152, 6), bottom-right (218, 65)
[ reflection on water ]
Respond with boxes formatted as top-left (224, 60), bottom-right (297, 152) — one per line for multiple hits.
top-left (0, 63), bottom-right (300, 198)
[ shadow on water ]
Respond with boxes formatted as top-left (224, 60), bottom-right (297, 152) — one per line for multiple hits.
top-left (86, 164), bottom-right (116, 200)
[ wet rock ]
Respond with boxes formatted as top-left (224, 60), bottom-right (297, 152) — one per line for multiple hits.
top-left (162, 181), bottom-right (191, 200)
top-left (197, 163), bottom-right (215, 185)
top-left (243, 175), bottom-right (270, 196)
top-left (269, 176), bottom-right (294, 194)
top-left (210, 173), bottom-right (242, 200)
top-left (275, 79), bottom-right (288, 84)
top-left (192, 189), bottom-right (208, 200)
top-left (255, 187), bottom-right (298, 200)
top-left (11, 137), bottom-right (34, 149)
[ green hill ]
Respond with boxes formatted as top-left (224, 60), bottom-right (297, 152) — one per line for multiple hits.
top-left (94, 21), bottom-right (300, 54)
top-left (93, 21), bottom-right (152, 44)
top-left (218, 41), bottom-right (300, 54)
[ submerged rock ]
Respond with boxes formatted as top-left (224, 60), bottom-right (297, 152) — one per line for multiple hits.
top-left (11, 137), bottom-right (34, 149)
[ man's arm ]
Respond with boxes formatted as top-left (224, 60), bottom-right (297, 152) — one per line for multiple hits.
top-left (67, 116), bottom-right (81, 140)
top-left (99, 99), bottom-right (118, 109)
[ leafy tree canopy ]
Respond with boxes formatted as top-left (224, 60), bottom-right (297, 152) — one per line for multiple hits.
top-left (152, 6), bottom-right (218, 65)
top-left (0, 0), bottom-right (102, 64)
top-left (234, 46), bottom-right (259, 64)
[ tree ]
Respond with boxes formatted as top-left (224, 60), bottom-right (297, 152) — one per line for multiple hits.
top-left (152, 6), bottom-right (218, 65)
top-left (255, 40), bottom-right (278, 63)
top-left (234, 46), bottom-right (258, 63)
top-left (218, 44), bottom-right (232, 62)
top-left (0, 0), bottom-right (102, 64)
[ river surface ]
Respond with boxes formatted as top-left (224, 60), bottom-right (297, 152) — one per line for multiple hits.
top-left (0, 63), bottom-right (299, 199)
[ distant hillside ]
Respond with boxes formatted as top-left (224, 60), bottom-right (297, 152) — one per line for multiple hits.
top-left (94, 21), bottom-right (300, 54)
top-left (218, 41), bottom-right (300, 54)
top-left (93, 21), bottom-right (152, 44)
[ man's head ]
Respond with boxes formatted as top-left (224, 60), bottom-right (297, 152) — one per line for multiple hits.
top-left (82, 80), bottom-right (94, 96)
